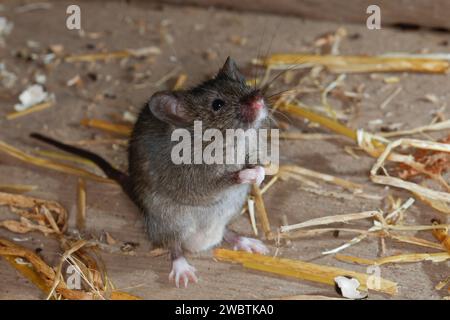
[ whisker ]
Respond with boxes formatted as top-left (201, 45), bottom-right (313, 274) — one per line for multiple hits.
top-left (265, 87), bottom-right (303, 100)
top-left (257, 18), bottom-right (282, 89)
top-left (253, 17), bottom-right (270, 91)
top-left (270, 108), bottom-right (294, 125)
top-left (259, 61), bottom-right (309, 95)
top-left (266, 113), bottom-right (279, 128)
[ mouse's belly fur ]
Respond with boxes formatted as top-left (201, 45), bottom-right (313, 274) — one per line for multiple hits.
top-left (182, 185), bottom-right (249, 252)
top-left (141, 184), bottom-right (250, 252)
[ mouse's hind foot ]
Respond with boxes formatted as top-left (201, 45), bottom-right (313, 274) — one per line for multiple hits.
top-left (169, 256), bottom-right (198, 288)
top-left (224, 229), bottom-right (269, 255)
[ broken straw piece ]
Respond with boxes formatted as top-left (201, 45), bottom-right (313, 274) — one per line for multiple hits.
top-left (258, 54), bottom-right (449, 73)
top-left (214, 248), bottom-right (398, 295)
top-left (7, 101), bottom-right (53, 120)
top-left (280, 210), bottom-right (379, 233)
top-left (0, 238), bottom-right (141, 300)
top-left (335, 252), bottom-right (450, 265)
top-left (14, 84), bottom-right (48, 112)
top-left (251, 184), bottom-right (274, 240)
top-left (81, 118), bottom-right (132, 136)
top-left (369, 138), bottom-right (450, 203)
top-left (65, 46), bottom-right (161, 63)
top-left (0, 140), bottom-right (115, 184)
top-left (247, 198), bottom-right (258, 236)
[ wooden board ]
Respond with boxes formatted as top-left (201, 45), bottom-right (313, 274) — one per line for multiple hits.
top-left (0, 0), bottom-right (449, 300)
top-left (161, 0), bottom-right (450, 29)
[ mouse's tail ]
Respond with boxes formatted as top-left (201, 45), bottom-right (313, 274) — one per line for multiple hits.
top-left (30, 133), bottom-right (130, 191)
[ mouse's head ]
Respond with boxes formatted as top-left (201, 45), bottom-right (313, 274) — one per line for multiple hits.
top-left (148, 57), bottom-right (268, 131)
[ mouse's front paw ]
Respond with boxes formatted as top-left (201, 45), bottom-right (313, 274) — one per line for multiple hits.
top-left (169, 256), bottom-right (198, 288)
top-left (236, 166), bottom-right (265, 186)
top-left (232, 237), bottom-right (269, 255)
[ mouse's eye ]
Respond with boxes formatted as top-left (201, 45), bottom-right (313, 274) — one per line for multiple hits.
top-left (212, 99), bottom-right (225, 111)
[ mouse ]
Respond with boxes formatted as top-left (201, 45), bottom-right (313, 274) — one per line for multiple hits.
top-left (31, 57), bottom-right (270, 288)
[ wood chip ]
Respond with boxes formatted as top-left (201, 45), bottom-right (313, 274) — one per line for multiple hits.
top-left (432, 220), bottom-right (450, 254)
top-left (105, 232), bottom-right (116, 245)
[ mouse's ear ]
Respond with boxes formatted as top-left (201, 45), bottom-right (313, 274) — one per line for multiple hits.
top-left (148, 91), bottom-right (190, 126)
top-left (217, 56), bottom-right (246, 83)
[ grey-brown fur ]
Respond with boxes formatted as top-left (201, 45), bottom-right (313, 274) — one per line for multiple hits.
top-left (129, 57), bottom-right (267, 255)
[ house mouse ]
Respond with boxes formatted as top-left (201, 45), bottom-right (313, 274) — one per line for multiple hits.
top-left (31, 57), bottom-right (270, 288)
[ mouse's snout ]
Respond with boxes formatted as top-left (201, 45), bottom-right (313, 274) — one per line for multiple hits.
top-left (240, 93), bottom-right (266, 124)
top-left (251, 98), bottom-right (264, 110)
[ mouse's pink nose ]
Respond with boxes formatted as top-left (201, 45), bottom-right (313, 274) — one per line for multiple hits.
top-left (241, 97), bottom-right (265, 123)
top-left (251, 98), bottom-right (264, 110)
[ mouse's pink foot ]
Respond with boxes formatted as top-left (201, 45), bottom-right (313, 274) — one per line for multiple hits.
top-left (237, 166), bottom-right (265, 186)
top-left (169, 256), bottom-right (198, 288)
top-left (232, 237), bottom-right (269, 254)
top-left (224, 230), bottom-right (269, 255)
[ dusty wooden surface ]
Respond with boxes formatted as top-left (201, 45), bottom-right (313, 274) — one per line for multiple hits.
top-left (162, 0), bottom-right (450, 29)
top-left (0, 1), bottom-right (449, 299)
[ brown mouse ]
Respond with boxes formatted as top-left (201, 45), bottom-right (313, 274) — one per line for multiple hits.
top-left (31, 57), bottom-right (270, 287)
